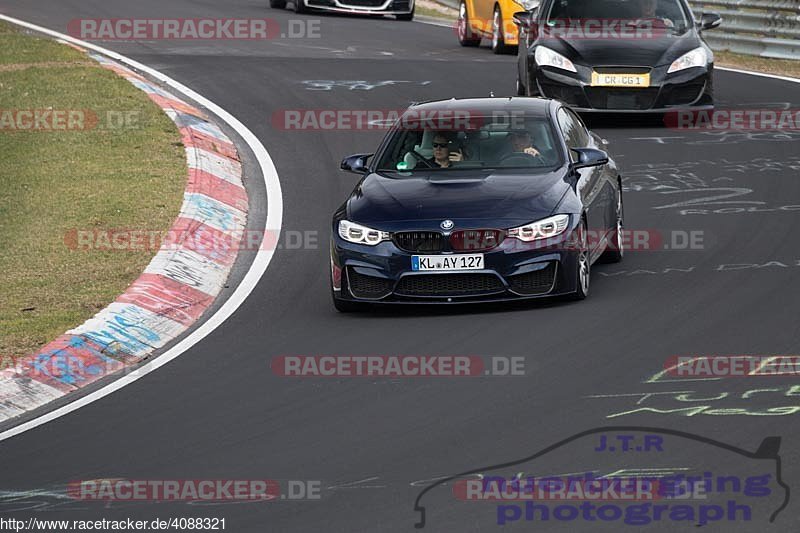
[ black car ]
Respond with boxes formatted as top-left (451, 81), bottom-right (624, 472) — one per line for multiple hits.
top-left (269, 0), bottom-right (414, 20)
top-left (513, 0), bottom-right (721, 112)
top-left (330, 97), bottom-right (623, 311)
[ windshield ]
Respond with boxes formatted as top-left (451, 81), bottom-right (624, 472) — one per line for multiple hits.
top-left (547, 0), bottom-right (691, 33)
top-left (375, 115), bottom-right (562, 173)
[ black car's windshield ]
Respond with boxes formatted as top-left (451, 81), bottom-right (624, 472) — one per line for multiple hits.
top-left (375, 115), bottom-right (562, 173)
top-left (547, 0), bottom-right (691, 33)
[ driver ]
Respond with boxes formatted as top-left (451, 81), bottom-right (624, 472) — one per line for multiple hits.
top-left (506, 130), bottom-right (541, 157)
top-left (427, 133), bottom-right (462, 168)
top-left (638, 0), bottom-right (674, 28)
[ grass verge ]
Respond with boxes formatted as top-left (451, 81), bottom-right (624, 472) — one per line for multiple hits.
top-left (0, 21), bottom-right (185, 359)
top-left (715, 50), bottom-right (800, 80)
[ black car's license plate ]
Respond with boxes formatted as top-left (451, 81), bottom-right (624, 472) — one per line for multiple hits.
top-left (411, 254), bottom-right (484, 271)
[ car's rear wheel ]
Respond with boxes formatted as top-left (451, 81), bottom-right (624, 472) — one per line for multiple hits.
top-left (491, 6), bottom-right (510, 54)
top-left (270, 0), bottom-right (287, 8)
top-left (600, 185), bottom-right (624, 263)
top-left (457, 1), bottom-right (481, 47)
top-left (570, 220), bottom-right (590, 300)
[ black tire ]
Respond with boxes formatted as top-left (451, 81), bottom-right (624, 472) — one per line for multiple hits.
top-left (491, 6), bottom-right (510, 54)
top-left (570, 219), bottom-right (590, 300)
top-left (600, 184), bottom-right (624, 263)
top-left (525, 74), bottom-right (540, 96)
top-left (457, 1), bottom-right (481, 47)
top-left (294, 0), bottom-right (308, 13)
top-left (396, 5), bottom-right (414, 20)
top-left (516, 77), bottom-right (526, 96)
top-left (705, 74), bottom-right (715, 107)
top-left (269, 0), bottom-right (287, 8)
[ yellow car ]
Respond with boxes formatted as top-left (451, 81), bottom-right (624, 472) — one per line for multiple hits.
top-left (457, 0), bottom-right (531, 53)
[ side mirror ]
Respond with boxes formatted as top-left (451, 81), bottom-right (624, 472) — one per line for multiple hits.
top-left (699, 12), bottom-right (722, 30)
top-left (340, 153), bottom-right (373, 174)
top-left (513, 11), bottom-right (535, 29)
top-left (571, 148), bottom-right (608, 170)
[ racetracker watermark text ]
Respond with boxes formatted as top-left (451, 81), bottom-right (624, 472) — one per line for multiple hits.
top-left (665, 355), bottom-right (800, 377)
top-left (271, 355), bottom-right (525, 377)
top-left (66, 479), bottom-right (321, 501)
top-left (0, 109), bottom-right (143, 131)
top-left (67, 18), bottom-right (320, 40)
top-left (665, 109), bottom-right (800, 131)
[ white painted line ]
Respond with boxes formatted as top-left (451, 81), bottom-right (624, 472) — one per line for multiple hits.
top-left (717, 66), bottom-right (800, 84)
top-left (0, 14), bottom-right (283, 443)
top-left (414, 16), bottom-right (454, 29)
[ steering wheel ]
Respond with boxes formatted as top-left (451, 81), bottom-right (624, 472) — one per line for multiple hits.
top-left (499, 152), bottom-right (543, 166)
top-left (409, 150), bottom-right (436, 168)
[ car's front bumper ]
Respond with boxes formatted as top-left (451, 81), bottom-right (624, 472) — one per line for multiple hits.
top-left (330, 228), bottom-right (582, 305)
top-left (304, 0), bottom-right (413, 15)
top-left (532, 63), bottom-right (713, 112)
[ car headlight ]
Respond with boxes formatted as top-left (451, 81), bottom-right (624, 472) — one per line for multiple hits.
top-left (507, 214), bottom-right (570, 241)
top-left (338, 220), bottom-right (390, 246)
top-left (667, 47), bottom-right (708, 74)
top-left (534, 46), bottom-right (577, 73)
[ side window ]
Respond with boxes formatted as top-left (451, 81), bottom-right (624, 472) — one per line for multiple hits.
top-left (557, 107), bottom-right (578, 161)
top-left (557, 107), bottom-right (589, 162)
top-left (567, 108), bottom-right (590, 147)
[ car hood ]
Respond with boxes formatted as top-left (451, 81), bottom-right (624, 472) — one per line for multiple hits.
top-left (346, 169), bottom-right (571, 228)
top-left (545, 30), bottom-right (700, 67)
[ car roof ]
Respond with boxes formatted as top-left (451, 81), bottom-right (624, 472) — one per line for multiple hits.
top-left (405, 97), bottom-right (554, 118)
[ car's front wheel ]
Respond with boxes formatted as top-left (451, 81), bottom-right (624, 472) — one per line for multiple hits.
top-left (293, 0), bottom-right (308, 13)
top-left (269, 0), bottom-right (287, 8)
top-left (457, 1), bottom-right (481, 47)
top-left (600, 185), bottom-right (624, 263)
top-left (491, 6), bottom-right (510, 54)
top-left (516, 77), bottom-right (526, 96)
top-left (571, 220), bottom-right (590, 300)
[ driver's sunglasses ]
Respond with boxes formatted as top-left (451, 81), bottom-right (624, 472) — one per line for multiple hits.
top-left (432, 142), bottom-right (449, 148)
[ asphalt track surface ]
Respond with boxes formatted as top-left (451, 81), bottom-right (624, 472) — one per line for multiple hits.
top-left (1, 1), bottom-right (800, 531)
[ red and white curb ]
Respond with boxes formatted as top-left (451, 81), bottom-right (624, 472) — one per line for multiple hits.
top-left (0, 49), bottom-right (248, 422)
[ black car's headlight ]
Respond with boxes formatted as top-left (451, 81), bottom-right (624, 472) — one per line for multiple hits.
top-left (338, 220), bottom-right (390, 246)
top-left (667, 47), bottom-right (708, 74)
top-left (534, 46), bottom-right (577, 73)
top-left (507, 214), bottom-right (570, 242)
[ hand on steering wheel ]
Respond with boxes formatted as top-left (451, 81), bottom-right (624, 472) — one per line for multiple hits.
top-left (500, 152), bottom-right (543, 165)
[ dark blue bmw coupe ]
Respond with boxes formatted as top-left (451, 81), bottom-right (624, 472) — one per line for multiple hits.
top-left (330, 97), bottom-right (623, 311)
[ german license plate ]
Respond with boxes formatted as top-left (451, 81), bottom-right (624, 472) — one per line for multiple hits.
top-left (591, 72), bottom-right (650, 88)
top-left (411, 254), bottom-right (484, 271)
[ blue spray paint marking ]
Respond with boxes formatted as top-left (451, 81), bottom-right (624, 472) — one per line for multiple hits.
top-left (184, 193), bottom-right (240, 231)
top-left (30, 336), bottom-right (122, 386)
top-left (128, 78), bottom-right (174, 99)
top-left (82, 305), bottom-right (162, 358)
top-left (173, 113), bottom-right (225, 138)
